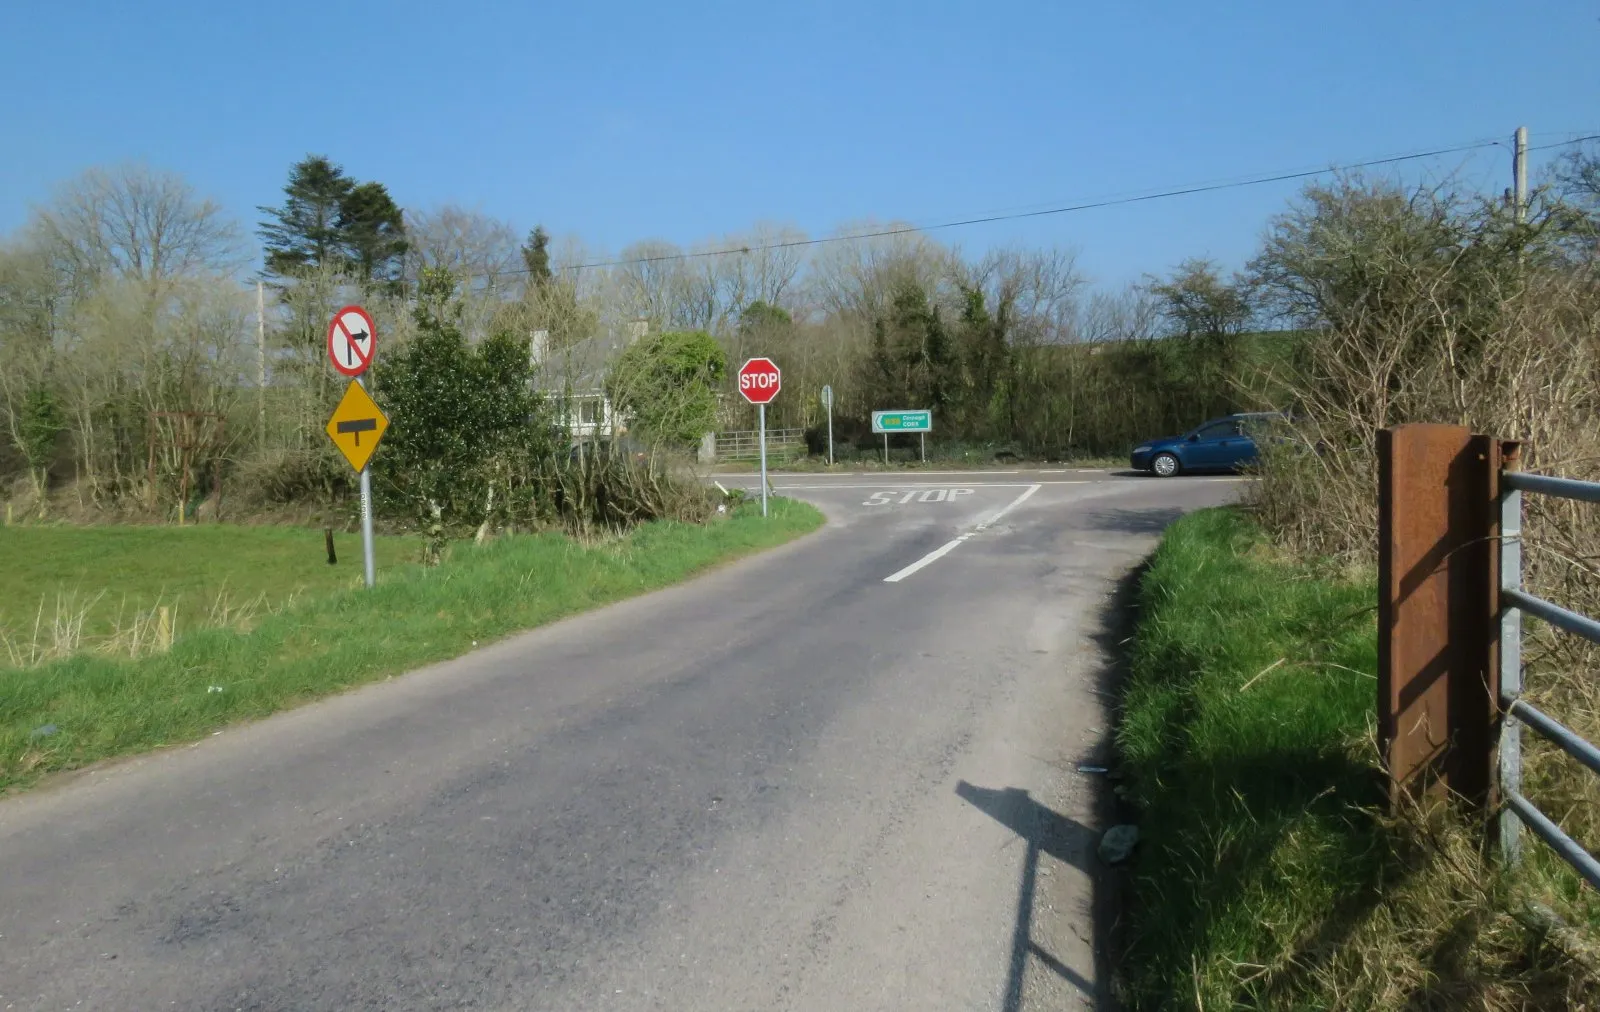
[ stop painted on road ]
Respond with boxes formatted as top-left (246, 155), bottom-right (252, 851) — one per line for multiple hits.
top-left (863, 488), bottom-right (975, 506)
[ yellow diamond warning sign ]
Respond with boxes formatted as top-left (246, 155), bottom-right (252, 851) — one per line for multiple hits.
top-left (325, 380), bottom-right (389, 472)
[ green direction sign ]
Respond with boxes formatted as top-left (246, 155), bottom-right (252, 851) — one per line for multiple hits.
top-left (871, 410), bottom-right (933, 434)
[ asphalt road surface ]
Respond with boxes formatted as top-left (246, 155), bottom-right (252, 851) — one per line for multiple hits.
top-left (0, 469), bottom-right (1236, 1011)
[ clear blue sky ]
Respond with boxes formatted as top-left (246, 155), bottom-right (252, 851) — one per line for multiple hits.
top-left (2, 0), bottom-right (1596, 289)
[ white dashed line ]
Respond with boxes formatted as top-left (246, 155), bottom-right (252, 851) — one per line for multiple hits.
top-left (883, 484), bottom-right (1042, 583)
top-left (881, 537), bottom-right (966, 583)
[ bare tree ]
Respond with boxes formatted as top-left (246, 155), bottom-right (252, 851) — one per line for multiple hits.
top-left (400, 206), bottom-right (525, 342)
top-left (29, 163), bottom-right (244, 296)
top-left (404, 205), bottom-right (521, 288)
top-left (0, 240), bottom-right (60, 354)
top-left (1075, 285), bottom-right (1161, 345)
top-left (704, 222), bottom-right (808, 326)
top-left (612, 239), bottom-right (682, 327)
top-left (1247, 174), bottom-right (1463, 332)
top-left (959, 246), bottom-right (1086, 344)
top-left (1551, 144), bottom-right (1600, 215)
top-left (806, 222), bottom-right (951, 320)
top-left (611, 240), bottom-right (720, 330)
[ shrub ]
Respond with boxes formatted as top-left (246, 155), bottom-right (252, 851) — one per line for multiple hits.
top-left (1247, 174), bottom-right (1600, 931)
top-left (607, 330), bottom-right (727, 449)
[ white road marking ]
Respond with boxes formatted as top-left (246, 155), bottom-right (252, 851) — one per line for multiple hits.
top-left (758, 482), bottom-right (1041, 490)
top-left (862, 488), bottom-right (977, 505)
top-left (720, 481), bottom-right (1094, 491)
top-left (890, 470), bottom-right (1021, 476)
top-left (883, 484), bottom-right (1043, 583)
top-left (881, 537), bottom-right (965, 583)
top-left (709, 469), bottom-right (1036, 479)
top-left (735, 469), bottom-right (1024, 478)
top-left (708, 472), bottom-right (865, 478)
top-left (976, 483), bottom-right (1042, 530)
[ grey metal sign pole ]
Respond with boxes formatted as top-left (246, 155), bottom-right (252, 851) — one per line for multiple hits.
top-left (758, 402), bottom-right (769, 517)
top-left (357, 377), bottom-right (376, 588)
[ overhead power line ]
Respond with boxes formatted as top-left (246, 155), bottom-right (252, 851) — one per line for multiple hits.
top-left (528, 137), bottom-right (1506, 276)
top-left (418, 131), bottom-right (1598, 282)
top-left (1528, 133), bottom-right (1600, 153)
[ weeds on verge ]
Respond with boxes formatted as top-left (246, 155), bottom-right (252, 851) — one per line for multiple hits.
top-left (1118, 509), bottom-right (1599, 1010)
top-left (1238, 177), bottom-right (1600, 969)
top-left (0, 587), bottom-right (283, 668)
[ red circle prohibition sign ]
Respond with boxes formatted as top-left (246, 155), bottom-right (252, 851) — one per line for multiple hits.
top-left (327, 305), bottom-right (377, 377)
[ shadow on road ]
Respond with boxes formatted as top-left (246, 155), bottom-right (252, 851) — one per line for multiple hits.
top-left (1079, 505), bottom-right (1188, 535)
top-left (956, 781), bottom-right (1097, 1010)
top-left (955, 562), bottom-right (1148, 1011)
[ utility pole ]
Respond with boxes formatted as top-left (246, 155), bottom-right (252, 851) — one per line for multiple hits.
top-left (1513, 126), bottom-right (1529, 225)
top-left (256, 281), bottom-right (267, 452)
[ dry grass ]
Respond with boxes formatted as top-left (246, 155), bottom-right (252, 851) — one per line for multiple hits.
top-left (0, 586), bottom-right (285, 668)
top-left (1119, 509), bottom-right (1600, 1010)
top-left (1264, 804), bottom-right (1600, 1010)
top-left (0, 523), bottom-right (420, 673)
top-left (1226, 178), bottom-right (1600, 1000)
top-left (1249, 194), bottom-right (1600, 835)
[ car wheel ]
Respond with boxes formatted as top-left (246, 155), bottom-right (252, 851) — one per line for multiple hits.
top-left (1151, 452), bottom-right (1180, 477)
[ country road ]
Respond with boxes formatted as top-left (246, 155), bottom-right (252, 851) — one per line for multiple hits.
top-left (0, 470), bottom-right (1236, 1012)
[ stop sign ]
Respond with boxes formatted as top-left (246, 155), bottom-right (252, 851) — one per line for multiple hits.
top-left (737, 357), bottom-right (782, 404)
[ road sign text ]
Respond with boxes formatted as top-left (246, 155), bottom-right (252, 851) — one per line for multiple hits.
top-left (871, 410), bottom-right (933, 433)
top-left (737, 358), bottom-right (782, 405)
top-left (863, 488), bottom-right (974, 506)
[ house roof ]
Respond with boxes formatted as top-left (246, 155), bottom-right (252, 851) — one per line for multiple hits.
top-left (534, 324), bottom-right (641, 393)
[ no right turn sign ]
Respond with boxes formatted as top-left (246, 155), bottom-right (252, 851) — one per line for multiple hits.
top-left (327, 305), bottom-right (376, 377)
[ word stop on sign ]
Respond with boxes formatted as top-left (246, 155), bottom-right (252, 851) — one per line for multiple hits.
top-left (863, 488), bottom-right (975, 506)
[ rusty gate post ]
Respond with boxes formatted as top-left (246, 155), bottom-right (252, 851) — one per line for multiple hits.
top-left (1377, 424), bottom-right (1502, 810)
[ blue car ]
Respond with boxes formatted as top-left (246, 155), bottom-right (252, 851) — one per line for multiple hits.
top-left (1130, 413), bottom-right (1283, 477)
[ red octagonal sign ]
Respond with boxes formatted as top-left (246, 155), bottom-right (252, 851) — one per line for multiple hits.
top-left (737, 357), bottom-right (782, 405)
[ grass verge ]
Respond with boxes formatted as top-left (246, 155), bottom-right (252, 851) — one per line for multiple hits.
top-left (0, 523), bottom-right (422, 664)
top-left (0, 498), bottom-right (822, 794)
top-left (1116, 508), bottom-right (1598, 1009)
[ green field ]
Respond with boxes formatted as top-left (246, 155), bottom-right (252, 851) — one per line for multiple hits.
top-left (0, 524), bottom-right (422, 665)
top-left (0, 499), bottom-right (822, 792)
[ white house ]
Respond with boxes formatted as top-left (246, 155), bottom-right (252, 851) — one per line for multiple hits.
top-left (533, 321), bottom-right (647, 444)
